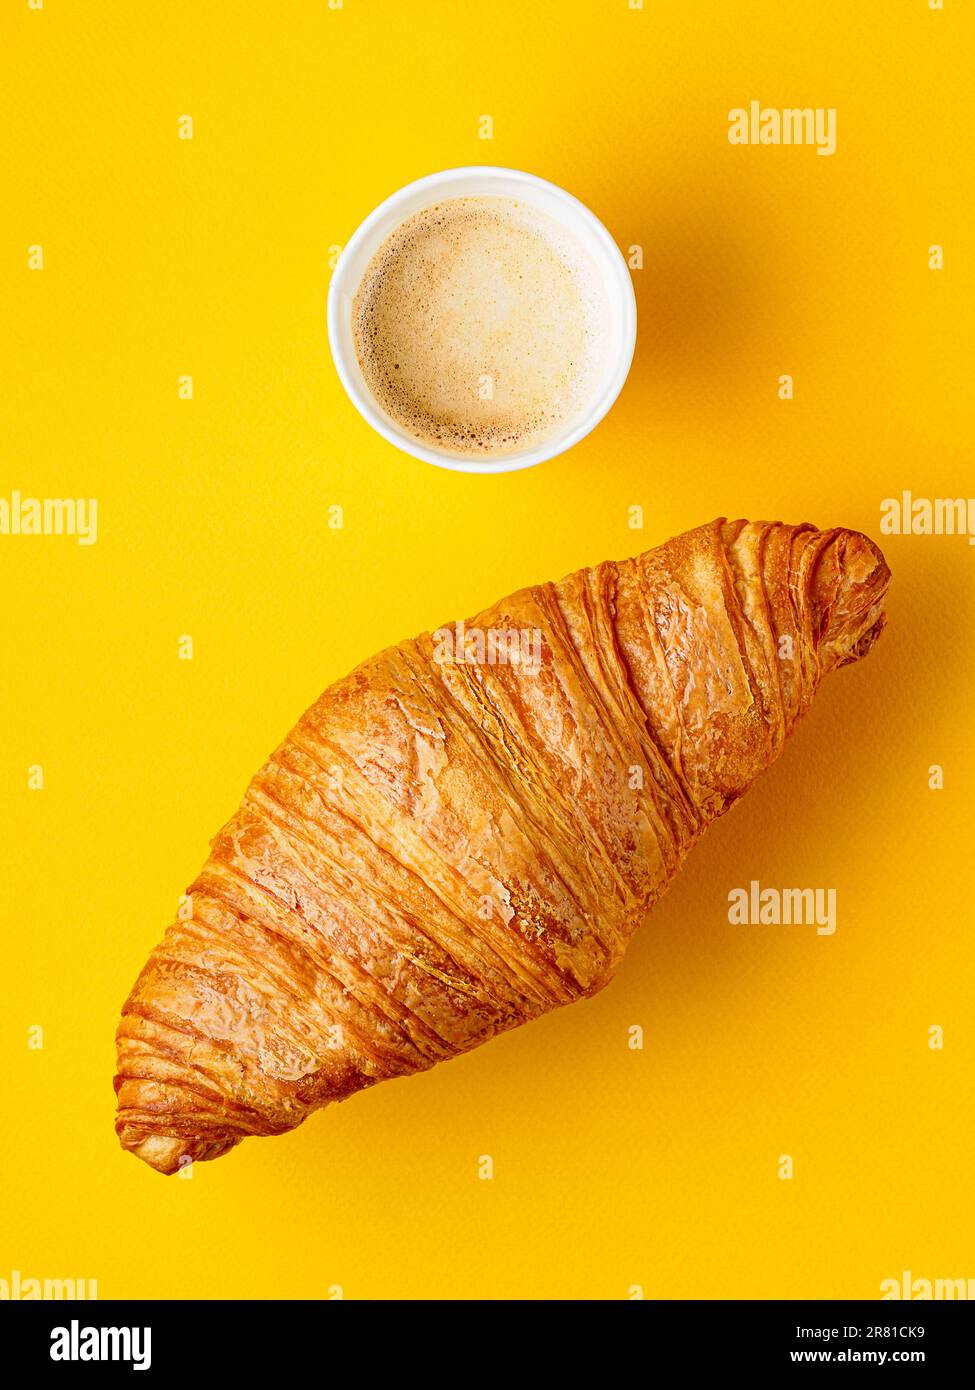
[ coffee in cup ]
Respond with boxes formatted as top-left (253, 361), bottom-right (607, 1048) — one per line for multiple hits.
top-left (351, 197), bottom-right (611, 457)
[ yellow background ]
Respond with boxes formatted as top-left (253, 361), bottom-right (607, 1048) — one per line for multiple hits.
top-left (2, 0), bottom-right (973, 1300)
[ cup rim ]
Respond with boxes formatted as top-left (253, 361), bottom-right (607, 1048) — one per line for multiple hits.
top-left (326, 165), bottom-right (637, 475)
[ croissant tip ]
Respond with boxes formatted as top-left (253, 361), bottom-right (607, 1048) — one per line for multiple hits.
top-left (121, 1131), bottom-right (189, 1176)
top-left (116, 1117), bottom-right (242, 1175)
top-left (813, 527), bottom-right (891, 671)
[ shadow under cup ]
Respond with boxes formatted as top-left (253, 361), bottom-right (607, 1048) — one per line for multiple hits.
top-left (327, 166), bottom-right (637, 474)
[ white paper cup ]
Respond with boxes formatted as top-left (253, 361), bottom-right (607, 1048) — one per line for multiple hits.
top-left (327, 166), bottom-right (637, 474)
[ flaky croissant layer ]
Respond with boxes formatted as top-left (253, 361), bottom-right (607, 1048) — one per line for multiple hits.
top-left (115, 519), bottom-right (890, 1173)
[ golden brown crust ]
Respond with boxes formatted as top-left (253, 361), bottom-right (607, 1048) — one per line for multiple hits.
top-left (115, 519), bottom-right (890, 1173)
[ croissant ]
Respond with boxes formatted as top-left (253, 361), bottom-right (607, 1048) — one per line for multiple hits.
top-left (115, 518), bottom-right (890, 1174)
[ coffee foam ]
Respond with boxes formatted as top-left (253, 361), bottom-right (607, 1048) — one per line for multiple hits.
top-left (351, 197), bottom-right (610, 456)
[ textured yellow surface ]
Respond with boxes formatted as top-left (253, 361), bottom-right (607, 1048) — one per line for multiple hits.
top-left (1, 0), bottom-right (972, 1300)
